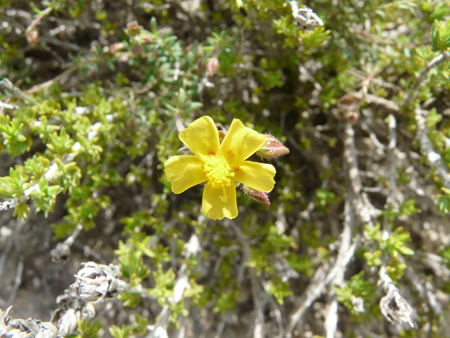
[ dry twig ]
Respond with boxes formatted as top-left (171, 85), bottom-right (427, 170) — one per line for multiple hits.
top-left (414, 109), bottom-right (450, 188)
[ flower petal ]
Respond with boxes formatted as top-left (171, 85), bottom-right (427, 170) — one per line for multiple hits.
top-left (232, 161), bottom-right (276, 192)
top-left (164, 155), bottom-right (207, 194)
top-left (202, 182), bottom-right (238, 220)
top-left (179, 116), bottom-right (220, 160)
top-left (220, 119), bottom-right (266, 164)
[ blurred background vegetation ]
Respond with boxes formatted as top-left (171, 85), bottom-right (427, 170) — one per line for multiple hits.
top-left (1, 0), bottom-right (450, 337)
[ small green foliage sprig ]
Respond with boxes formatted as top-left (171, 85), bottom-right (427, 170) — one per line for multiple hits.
top-left (75, 320), bottom-right (102, 338)
top-left (431, 20), bottom-right (450, 52)
top-left (364, 223), bottom-right (415, 281)
top-left (335, 272), bottom-right (376, 317)
top-left (109, 313), bottom-right (148, 338)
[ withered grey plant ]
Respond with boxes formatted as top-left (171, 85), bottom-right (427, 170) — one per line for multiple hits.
top-left (71, 262), bottom-right (127, 304)
top-left (379, 282), bottom-right (415, 328)
top-left (289, 1), bottom-right (324, 30)
top-left (50, 262), bottom-right (131, 335)
top-left (0, 306), bottom-right (59, 338)
top-left (51, 291), bottom-right (96, 336)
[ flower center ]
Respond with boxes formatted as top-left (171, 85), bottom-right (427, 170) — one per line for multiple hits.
top-left (203, 155), bottom-right (234, 189)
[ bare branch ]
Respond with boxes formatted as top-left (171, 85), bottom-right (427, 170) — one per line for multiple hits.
top-left (352, 92), bottom-right (400, 112)
top-left (5, 258), bottom-right (24, 307)
top-left (0, 78), bottom-right (38, 104)
top-left (0, 220), bottom-right (26, 281)
top-left (325, 193), bottom-right (355, 338)
top-left (414, 109), bottom-right (450, 188)
top-left (51, 224), bottom-right (83, 263)
top-left (343, 122), bottom-right (379, 225)
top-left (148, 234), bottom-right (201, 338)
top-left (24, 65), bottom-right (78, 95)
top-left (375, 114), bottom-right (416, 328)
top-left (285, 237), bottom-right (358, 338)
top-left (228, 221), bottom-right (266, 338)
top-left (383, 114), bottom-right (397, 241)
top-left (404, 264), bottom-right (442, 315)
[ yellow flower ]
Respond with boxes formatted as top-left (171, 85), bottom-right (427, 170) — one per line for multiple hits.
top-left (164, 116), bottom-right (276, 220)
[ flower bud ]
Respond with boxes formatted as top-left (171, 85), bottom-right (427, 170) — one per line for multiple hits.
top-left (27, 29), bottom-right (39, 46)
top-left (126, 21), bottom-right (142, 37)
top-left (242, 185), bottom-right (270, 207)
top-left (207, 57), bottom-right (219, 77)
top-left (109, 42), bottom-right (125, 54)
top-left (338, 93), bottom-right (360, 106)
top-left (131, 44), bottom-right (143, 55)
top-left (142, 35), bottom-right (154, 45)
top-left (198, 59), bottom-right (205, 74)
top-left (256, 135), bottom-right (290, 159)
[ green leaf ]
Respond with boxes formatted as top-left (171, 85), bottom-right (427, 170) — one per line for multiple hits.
top-left (117, 292), bottom-right (141, 308)
top-left (150, 17), bottom-right (157, 33)
top-left (335, 272), bottom-right (376, 316)
top-left (13, 202), bottom-right (30, 221)
top-left (132, 313), bottom-right (148, 334)
top-left (267, 278), bottom-right (293, 304)
top-left (399, 199), bottom-right (421, 216)
top-left (431, 20), bottom-right (450, 52)
top-left (77, 320), bottom-right (102, 338)
top-left (436, 193), bottom-right (450, 213)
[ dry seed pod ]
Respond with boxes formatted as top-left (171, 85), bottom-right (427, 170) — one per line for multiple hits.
top-left (52, 292), bottom-right (96, 335)
top-left (380, 283), bottom-right (415, 328)
top-left (72, 262), bottom-right (122, 303)
top-left (51, 243), bottom-right (71, 263)
top-left (295, 8), bottom-right (324, 30)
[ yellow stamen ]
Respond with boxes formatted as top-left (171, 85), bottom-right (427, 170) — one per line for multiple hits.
top-left (203, 156), bottom-right (235, 189)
